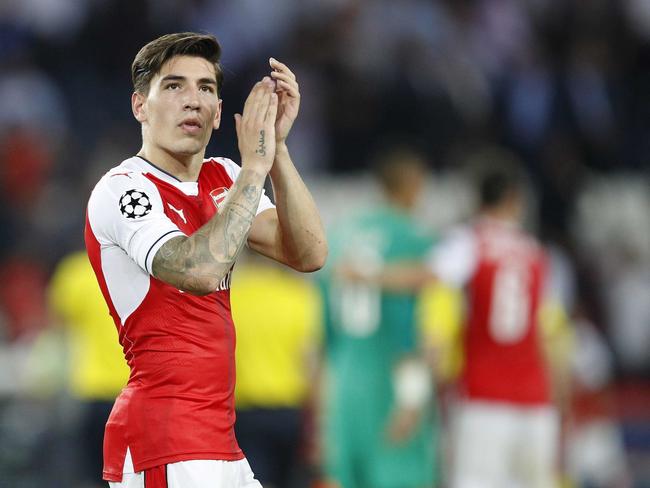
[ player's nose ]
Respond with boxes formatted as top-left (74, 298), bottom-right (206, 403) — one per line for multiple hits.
top-left (183, 88), bottom-right (201, 111)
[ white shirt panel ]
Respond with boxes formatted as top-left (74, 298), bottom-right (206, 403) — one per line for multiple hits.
top-left (99, 245), bottom-right (152, 325)
top-left (427, 226), bottom-right (478, 288)
top-left (88, 167), bottom-right (185, 274)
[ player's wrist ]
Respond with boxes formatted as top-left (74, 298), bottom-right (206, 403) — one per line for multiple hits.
top-left (393, 357), bottom-right (432, 410)
top-left (240, 147), bottom-right (274, 172)
top-left (275, 140), bottom-right (289, 155)
top-left (268, 143), bottom-right (293, 179)
top-left (238, 164), bottom-right (270, 182)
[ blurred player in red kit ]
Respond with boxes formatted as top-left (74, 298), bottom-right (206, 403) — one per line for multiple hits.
top-left (372, 155), bottom-right (561, 488)
top-left (437, 163), bottom-right (559, 488)
top-left (84, 32), bottom-right (327, 488)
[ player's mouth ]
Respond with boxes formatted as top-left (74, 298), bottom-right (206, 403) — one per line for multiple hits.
top-left (179, 118), bottom-right (203, 135)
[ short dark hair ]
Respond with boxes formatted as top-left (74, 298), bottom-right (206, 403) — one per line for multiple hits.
top-left (374, 146), bottom-right (427, 195)
top-left (479, 163), bottom-right (523, 208)
top-left (131, 32), bottom-right (223, 95)
top-left (460, 146), bottom-right (525, 208)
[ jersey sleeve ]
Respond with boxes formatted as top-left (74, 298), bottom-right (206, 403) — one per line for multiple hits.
top-left (215, 157), bottom-right (275, 215)
top-left (426, 226), bottom-right (477, 288)
top-left (87, 172), bottom-right (185, 275)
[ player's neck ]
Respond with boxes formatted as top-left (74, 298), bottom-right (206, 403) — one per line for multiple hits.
top-left (137, 145), bottom-right (204, 182)
top-left (386, 193), bottom-right (416, 213)
top-left (480, 209), bottom-right (519, 227)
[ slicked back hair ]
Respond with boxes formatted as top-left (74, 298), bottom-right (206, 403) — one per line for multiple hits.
top-left (132, 32), bottom-right (223, 96)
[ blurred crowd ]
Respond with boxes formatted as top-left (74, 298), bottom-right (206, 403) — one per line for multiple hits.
top-left (0, 0), bottom-right (649, 487)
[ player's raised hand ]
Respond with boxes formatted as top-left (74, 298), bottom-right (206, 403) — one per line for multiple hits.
top-left (269, 57), bottom-right (300, 143)
top-left (234, 77), bottom-right (278, 173)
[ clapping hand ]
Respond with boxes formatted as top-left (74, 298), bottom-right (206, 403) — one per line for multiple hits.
top-left (269, 57), bottom-right (300, 144)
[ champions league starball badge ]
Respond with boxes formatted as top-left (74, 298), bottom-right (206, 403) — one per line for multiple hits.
top-left (119, 189), bottom-right (152, 219)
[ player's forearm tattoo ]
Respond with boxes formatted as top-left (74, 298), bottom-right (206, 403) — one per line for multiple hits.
top-left (152, 176), bottom-right (263, 294)
top-left (255, 130), bottom-right (266, 156)
top-left (243, 183), bottom-right (257, 200)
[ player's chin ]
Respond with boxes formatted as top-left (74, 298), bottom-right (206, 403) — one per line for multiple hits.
top-left (174, 139), bottom-right (205, 156)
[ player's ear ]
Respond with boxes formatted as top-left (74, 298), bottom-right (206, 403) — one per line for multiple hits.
top-left (132, 91), bottom-right (147, 123)
top-left (212, 99), bottom-right (222, 130)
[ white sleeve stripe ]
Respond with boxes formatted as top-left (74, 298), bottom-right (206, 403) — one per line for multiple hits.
top-left (144, 229), bottom-right (184, 274)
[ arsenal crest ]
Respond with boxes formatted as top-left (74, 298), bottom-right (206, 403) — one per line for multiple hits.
top-left (210, 187), bottom-right (229, 210)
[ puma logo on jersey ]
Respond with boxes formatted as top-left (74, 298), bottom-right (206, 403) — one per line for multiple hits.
top-left (167, 203), bottom-right (187, 224)
top-left (111, 172), bottom-right (133, 179)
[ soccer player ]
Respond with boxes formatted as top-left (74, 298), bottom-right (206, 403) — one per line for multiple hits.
top-left (318, 148), bottom-right (439, 488)
top-left (441, 165), bottom-right (558, 488)
top-left (84, 32), bottom-right (327, 488)
top-left (376, 156), bottom-right (560, 488)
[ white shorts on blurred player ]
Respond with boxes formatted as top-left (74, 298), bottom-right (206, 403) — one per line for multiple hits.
top-left (108, 454), bottom-right (263, 488)
top-left (451, 400), bottom-right (559, 488)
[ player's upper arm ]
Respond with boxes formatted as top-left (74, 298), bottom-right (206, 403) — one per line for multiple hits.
top-left (87, 172), bottom-right (185, 274)
top-left (426, 226), bottom-right (477, 288)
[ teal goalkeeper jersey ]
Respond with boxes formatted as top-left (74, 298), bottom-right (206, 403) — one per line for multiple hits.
top-left (319, 205), bottom-right (434, 407)
top-left (319, 206), bottom-right (438, 488)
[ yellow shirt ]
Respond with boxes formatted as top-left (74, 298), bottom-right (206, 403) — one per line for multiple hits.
top-left (48, 251), bottom-right (129, 400)
top-left (231, 262), bottom-right (321, 409)
top-left (417, 282), bottom-right (464, 382)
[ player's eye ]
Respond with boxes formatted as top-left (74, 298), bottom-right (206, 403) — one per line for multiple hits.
top-left (165, 83), bottom-right (181, 90)
top-left (200, 85), bottom-right (215, 93)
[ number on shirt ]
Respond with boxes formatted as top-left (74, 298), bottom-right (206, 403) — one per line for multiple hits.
top-left (332, 240), bottom-right (384, 337)
top-left (488, 264), bottom-right (530, 343)
top-left (333, 281), bottom-right (381, 337)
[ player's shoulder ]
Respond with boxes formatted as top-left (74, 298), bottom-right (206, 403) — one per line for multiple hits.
top-left (443, 223), bottom-right (477, 248)
top-left (514, 226), bottom-right (545, 258)
top-left (495, 225), bottom-right (546, 265)
top-left (87, 157), bottom-right (161, 225)
top-left (92, 157), bottom-right (156, 196)
top-left (431, 223), bottom-right (477, 262)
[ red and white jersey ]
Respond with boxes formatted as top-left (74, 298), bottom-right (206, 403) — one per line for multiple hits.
top-left (428, 217), bottom-right (550, 406)
top-left (84, 155), bottom-right (274, 481)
